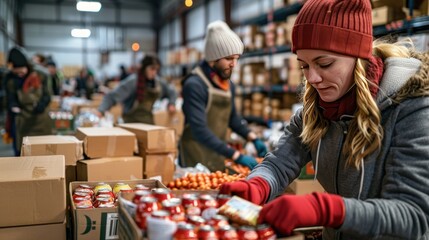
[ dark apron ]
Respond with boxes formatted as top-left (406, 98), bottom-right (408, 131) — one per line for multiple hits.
top-left (15, 75), bottom-right (52, 152)
top-left (122, 82), bottom-right (161, 124)
top-left (180, 66), bottom-right (232, 172)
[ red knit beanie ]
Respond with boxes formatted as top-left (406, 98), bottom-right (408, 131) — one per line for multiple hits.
top-left (292, 0), bottom-right (373, 60)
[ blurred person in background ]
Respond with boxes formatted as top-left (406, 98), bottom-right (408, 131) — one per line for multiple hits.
top-left (46, 59), bottom-right (64, 96)
top-left (96, 55), bottom-right (177, 124)
top-left (76, 66), bottom-right (97, 100)
top-left (4, 47), bottom-right (52, 155)
top-left (220, 0), bottom-right (429, 239)
top-left (178, 20), bottom-right (267, 172)
top-left (31, 53), bottom-right (46, 66)
top-left (119, 64), bottom-right (130, 81)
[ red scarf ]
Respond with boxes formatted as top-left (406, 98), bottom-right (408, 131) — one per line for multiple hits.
top-left (319, 56), bottom-right (384, 121)
top-left (23, 72), bottom-right (41, 93)
top-left (136, 71), bottom-right (146, 103)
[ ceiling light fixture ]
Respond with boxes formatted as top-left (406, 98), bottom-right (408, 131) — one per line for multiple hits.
top-left (76, 1), bottom-right (102, 12)
top-left (71, 28), bottom-right (91, 38)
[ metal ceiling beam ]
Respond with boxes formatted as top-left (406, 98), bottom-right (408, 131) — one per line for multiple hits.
top-left (21, 18), bottom-right (153, 29)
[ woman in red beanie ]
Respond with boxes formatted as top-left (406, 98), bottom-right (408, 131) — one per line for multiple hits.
top-left (220, 0), bottom-right (429, 239)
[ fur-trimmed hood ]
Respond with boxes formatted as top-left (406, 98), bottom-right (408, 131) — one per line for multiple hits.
top-left (378, 51), bottom-right (429, 109)
top-left (395, 51), bottom-right (429, 100)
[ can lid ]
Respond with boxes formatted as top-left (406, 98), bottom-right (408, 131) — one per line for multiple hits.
top-left (151, 210), bottom-right (171, 218)
top-left (153, 188), bottom-right (171, 194)
top-left (219, 225), bottom-right (235, 231)
top-left (78, 184), bottom-right (91, 189)
top-left (134, 190), bottom-right (151, 196)
top-left (188, 215), bottom-right (206, 224)
top-left (140, 196), bottom-right (158, 203)
top-left (177, 222), bottom-right (195, 230)
top-left (199, 225), bottom-right (215, 231)
top-left (199, 194), bottom-right (215, 200)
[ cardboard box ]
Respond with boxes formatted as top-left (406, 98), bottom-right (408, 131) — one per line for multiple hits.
top-left (66, 165), bottom-right (77, 208)
top-left (153, 110), bottom-right (184, 139)
top-left (0, 219), bottom-right (66, 240)
top-left (0, 155), bottom-right (66, 227)
top-left (141, 152), bottom-right (175, 185)
top-left (21, 135), bottom-right (84, 166)
top-left (118, 123), bottom-right (176, 153)
top-left (76, 156), bottom-right (143, 181)
top-left (75, 127), bottom-right (136, 158)
top-left (288, 179), bottom-right (325, 195)
top-left (70, 179), bottom-right (166, 240)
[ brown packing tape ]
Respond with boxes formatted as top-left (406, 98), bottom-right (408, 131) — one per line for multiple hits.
top-left (106, 135), bottom-right (117, 156)
top-left (58, 135), bottom-right (84, 160)
top-left (45, 144), bottom-right (58, 155)
top-left (22, 136), bottom-right (31, 155)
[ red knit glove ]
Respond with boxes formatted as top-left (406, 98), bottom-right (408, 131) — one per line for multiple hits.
top-left (219, 177), bottom-right (270, 205)
top-left (258, 192), bottom-right (345, 235)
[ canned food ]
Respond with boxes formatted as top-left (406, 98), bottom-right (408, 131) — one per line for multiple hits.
top-left (72, 192), bottom-right (91, 202)
top-left (113, 182), bottom-right (132, 196)
top-left (96, 189), bottom-right (115, 200)
top-left (216, 194), bottom-right (231, 207)
top-left (135, 196), bottom-right (162, 230)
top-left (208, 215), bottom-right (229, 230)
top-left (182, 193), bottom-right (202, 216)
top-left (74, 184), bottom-right (94, 197)
top-left (187, 215), bottom-right (206, 227)
top-left (256, 224), bottom-right (276, 240)
top-left (217, 225), bottom-right (238, 240)
top-left (151, 210), bottom-right (172, 220)
top-left (162, 198), bottom-right (186, 223)
top-left (199, 194), bottom-right (219, 210)
top-left (134, 184), bottom-right (149, 191)
top-left (94, 182), bottom-right (112, 195)
top-left (152, 188), bottom-right (173, 203)
top-left (119, 188), bottom-right (134, 196)
top-left (237, 226), bottom-right (258, 240)
top-left (198, 225), bottom-right (218, 240)
top-left (132, 190), bottom-right (152, 204)
top-left (93, 196), bottom-right (114, 208)
top-left (174, 222), bottom-right (198, 240)
top-left (74, 197), bottom-right (93, 209)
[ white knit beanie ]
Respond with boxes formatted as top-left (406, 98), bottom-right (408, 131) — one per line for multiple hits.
top-left (204, 20), bottom-right (244, 62)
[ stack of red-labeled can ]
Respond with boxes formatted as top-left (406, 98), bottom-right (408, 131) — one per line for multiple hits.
top-left (130, 188), bottom-right (277, 240)
top-left (72, 182), bottom-right (146, 209)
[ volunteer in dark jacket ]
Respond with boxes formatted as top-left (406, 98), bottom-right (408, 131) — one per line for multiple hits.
top-left (179, 20), bottom-right (267, 172)
top-left (4, 46), bottom-right (52, 155)
top-left (97, 55), bottom-right (177, 124)
top-left (220, 0), bottom-right (429, 239)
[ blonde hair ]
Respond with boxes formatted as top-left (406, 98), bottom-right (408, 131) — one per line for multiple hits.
top-left (300, 38), bottom-right (412, 169)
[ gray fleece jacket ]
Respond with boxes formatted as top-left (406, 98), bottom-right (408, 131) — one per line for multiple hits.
top-left (98, 73), bottom-right (177, 114)
top-left (249, 52), bottom-right (429, 239)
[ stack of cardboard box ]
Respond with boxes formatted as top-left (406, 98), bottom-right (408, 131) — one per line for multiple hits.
top-left (74, 127), bottom-right (143, 182)
top-left (20, 135), bottom-right (84, 204)
top-left (0, 155), bottom-right (67, 240)
top-left (118, 123), bottom-right (177, 185)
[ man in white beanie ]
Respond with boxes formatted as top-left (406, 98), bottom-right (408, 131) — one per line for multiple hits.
top-left (179, 20), bottom-right (267, 172)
